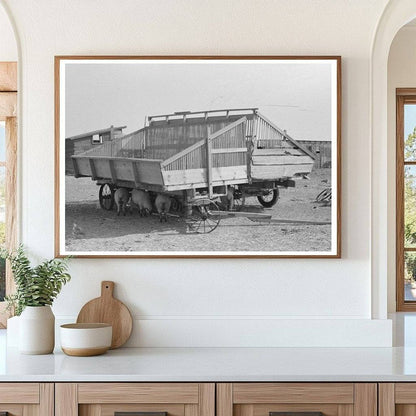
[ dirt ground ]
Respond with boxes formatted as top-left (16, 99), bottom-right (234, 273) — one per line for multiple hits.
top-left (64, 169), bottom-right (332, 253)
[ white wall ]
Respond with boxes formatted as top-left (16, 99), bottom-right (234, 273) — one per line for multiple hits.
top-left (387, 25), bottom-right (416, 312)
top-left (0, 4), bottom-right (16, 61)
top-left (0, 0), bottom-right (393, 346)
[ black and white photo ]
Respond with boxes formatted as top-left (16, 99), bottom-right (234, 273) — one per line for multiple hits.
top-left (55, 56), bottom-right (341, 257)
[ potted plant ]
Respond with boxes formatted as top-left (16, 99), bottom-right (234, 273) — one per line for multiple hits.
top-left (1, 245), bottom-right (71, 354)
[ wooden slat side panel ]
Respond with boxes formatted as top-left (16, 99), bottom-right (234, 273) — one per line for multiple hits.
top-left (379, 384), bottom-right (395, 416)
top-left (78, 383), bottom-right (199, 404)
top-left (395, 384), bottom-right (416, 404)
top-left (251, 163), bottom-right (313, 180)
top-left (217, 384), bottom-right (233, 416)
top-left (0, 383), bottom-right (39, 404)
top-left (353, 384), bottom-right (377, 416)
top-left (233, 383), bottom-right (354, 404)
top-left (251, 155), bottom-right (314, 166)
top-left (163, 166), bottom-right (247, 188)
top-left (162, 117), bottom-right (247, 171)
top-left (55, 383), bottom-right (78, 416)
top-left (199, 383), bottom-right (215, 416)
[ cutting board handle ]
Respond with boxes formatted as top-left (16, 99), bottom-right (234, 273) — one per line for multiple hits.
top-left (101, 281), bottom-right (115, 298)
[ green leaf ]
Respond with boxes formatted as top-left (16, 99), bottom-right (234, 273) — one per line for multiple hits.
top-left (5, 245), bottom-right (71, 315)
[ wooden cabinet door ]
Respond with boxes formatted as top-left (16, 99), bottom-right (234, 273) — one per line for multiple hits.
top-left (217, 383), bottom-right (377, 416)
top-left (56, 383), bottom-right (215, 416)
top-left (0, 383), bottom-right (53, 416)
top-left (379, 383), bottom-right (416, 416)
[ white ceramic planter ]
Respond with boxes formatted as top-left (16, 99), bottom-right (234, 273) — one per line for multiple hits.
top-left (19, 306), bottom-right (55, 354)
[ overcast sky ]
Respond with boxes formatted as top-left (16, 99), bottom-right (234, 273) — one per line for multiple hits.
top-left (64, 60), bottom-right (334, 141)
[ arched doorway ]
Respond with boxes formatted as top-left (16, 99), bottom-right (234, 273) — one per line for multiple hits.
top-left (371, 0), bottom-right (416, 319)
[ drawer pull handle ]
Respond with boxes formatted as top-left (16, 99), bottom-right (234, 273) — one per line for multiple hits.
top-left (115, 412), bottom-right (168, 416)
top-left (270, 413), bottom-right (324, 416)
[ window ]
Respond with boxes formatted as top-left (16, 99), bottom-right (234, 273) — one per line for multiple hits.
top-left (397, 89), bottom-right (416, 310)
top-left (92, 133), bottom-right (102, 144)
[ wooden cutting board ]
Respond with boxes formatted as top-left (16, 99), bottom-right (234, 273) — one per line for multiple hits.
top-left (76, 281), bottom-right (133, 349)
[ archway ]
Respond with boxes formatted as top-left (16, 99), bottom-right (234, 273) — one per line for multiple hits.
top-left (371, 0), bottom-right (416, 320)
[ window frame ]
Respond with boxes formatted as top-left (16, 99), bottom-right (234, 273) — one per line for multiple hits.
top-left (0, 62), bottom-right (18, 327)
top-left (396, 88), bottom-right (416, 311)
top-left (91, 133), bottom-right (102, 144)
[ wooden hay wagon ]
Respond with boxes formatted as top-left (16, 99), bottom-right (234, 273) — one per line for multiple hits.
top-left (71, 108), bottom-right (315, 233)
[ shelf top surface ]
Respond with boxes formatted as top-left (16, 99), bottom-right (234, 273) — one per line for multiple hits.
top-left (2, 330), bottom-right (416, 382)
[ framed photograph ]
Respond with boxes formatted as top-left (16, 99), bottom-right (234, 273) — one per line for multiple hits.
top-left (55, 56), bottom-right (341, 258)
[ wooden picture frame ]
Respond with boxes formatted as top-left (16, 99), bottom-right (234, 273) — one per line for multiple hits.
top-left (55, 56), bottom-right (341, 258)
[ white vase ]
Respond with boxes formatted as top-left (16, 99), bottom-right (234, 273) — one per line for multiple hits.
top-left (19, 306), bottom-right (55, 354)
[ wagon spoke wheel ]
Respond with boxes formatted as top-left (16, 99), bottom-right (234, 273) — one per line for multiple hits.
top-left (99, 183), bottom-right (115, 210)
top-left (316, 187), bottom-right (332, 203)
top-left (186, 199), bottom-right (221, 234)
top-left (257, 188), bottom-right (279, 208)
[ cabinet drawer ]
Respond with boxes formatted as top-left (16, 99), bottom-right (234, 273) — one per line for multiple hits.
top-left (217, 383), bottom-right (376, 416)
top-left (78, 383), bottom-right (200, 404)
top-left (0, 383), bottom-right (39, 404)
top-left (0, 383), bottom-right (53, 416)
top-left (56, 383), bottom-right (215, 416)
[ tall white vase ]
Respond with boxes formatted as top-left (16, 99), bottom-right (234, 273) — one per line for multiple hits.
top-left (19, 306), bottom-right (55, 354)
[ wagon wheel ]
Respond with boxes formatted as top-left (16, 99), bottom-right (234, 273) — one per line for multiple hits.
top-left (186, 199), bottom-right (221, 234)
top-left (257, 188), bottom-right (279, 208)
top-left (99, 183), bottom-right (115, 210)
top-left (316, 187), bottom-right (332, 203)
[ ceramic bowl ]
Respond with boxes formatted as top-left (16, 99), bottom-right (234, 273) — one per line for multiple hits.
top-left (60, 323), bottom-right (112, 356)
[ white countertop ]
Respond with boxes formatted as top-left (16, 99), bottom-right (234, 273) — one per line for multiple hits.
top-left (2, 328), bottom-right (416, 382)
